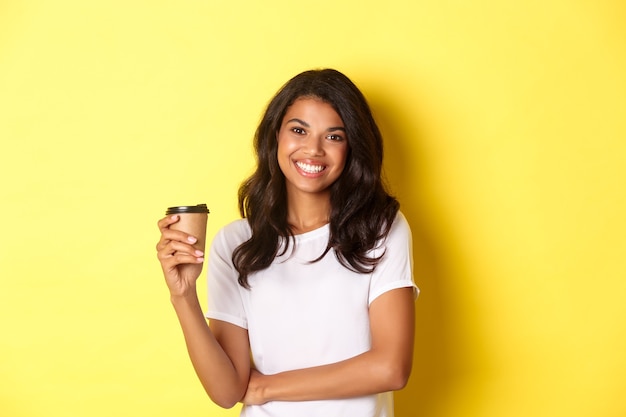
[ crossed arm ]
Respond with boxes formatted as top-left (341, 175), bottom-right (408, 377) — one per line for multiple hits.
top-left (171, 285), bottom-right (414, 408)
top-left (240, 286), bottom-right (416, 404)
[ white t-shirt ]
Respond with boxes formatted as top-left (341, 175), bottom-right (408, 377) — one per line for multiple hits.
top-left (205, 211), bottom-right (418, 417)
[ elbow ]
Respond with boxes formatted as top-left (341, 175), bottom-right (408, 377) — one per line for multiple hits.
top-left (209, 393), bottom-right (240, 410)
top-left (387, 370), bottom-right (411, 391)
top-left (205, 385), bottom-right (246, 410)
top-left (215, 400), bottom-right (239, 410)
top-left (381, 361), bottom-right (412, 391)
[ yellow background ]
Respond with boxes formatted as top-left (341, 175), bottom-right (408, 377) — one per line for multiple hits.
top-left (1, 1), bottom-right (625, 416)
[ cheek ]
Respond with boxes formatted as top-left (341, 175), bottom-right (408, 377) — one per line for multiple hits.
top-left (276, 140), bottom-right (291, 173)
top-left (277, 135), bottom-right (296, 154)
top-left (335, 146), bottom-right (349, 167)
top-left (338, 149), bottom-right (351, 177)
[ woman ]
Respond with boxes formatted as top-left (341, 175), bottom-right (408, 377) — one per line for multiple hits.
top-left (156, 68), bottom-right (418, 416)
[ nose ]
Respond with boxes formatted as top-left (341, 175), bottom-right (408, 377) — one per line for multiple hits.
top-left (303, 135), bottom-right (324, 156)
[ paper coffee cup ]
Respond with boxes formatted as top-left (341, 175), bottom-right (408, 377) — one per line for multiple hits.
top-left (165, 204), bottom-right (210, 254)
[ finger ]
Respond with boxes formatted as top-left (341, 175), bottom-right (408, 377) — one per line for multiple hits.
top-left (157, 214), bottom-right (180, 231)
top-left (157, 239), bottom-right (204, 260)
top-left (159, 251), bottom-right (205, 271)
top-left (158, 228), bottom-right (198, 247)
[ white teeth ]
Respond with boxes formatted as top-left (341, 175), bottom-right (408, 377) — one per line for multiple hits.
top-left (296, 162), bottom-right (325, 173)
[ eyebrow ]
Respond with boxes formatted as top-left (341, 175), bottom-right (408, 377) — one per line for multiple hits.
top-left (286, 118), bottom-right (346, 131)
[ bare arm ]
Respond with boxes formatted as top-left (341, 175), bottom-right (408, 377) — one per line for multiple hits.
top-left (156, 215), bottom-right (250, 408)
top-left (243, 286), bottom-right (415, 404)
top-left (170, 295), bottom-right (250, 408)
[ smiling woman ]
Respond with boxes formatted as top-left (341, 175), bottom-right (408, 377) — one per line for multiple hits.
top-left (155, 69), bottom-right (418, 417)
top-left (2, 1), bottom-right (626, 417)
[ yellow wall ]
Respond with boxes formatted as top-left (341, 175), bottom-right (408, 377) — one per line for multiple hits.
top-left (1, 1), bottom-right (624, 416)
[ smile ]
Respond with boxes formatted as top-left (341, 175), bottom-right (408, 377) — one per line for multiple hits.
top-left (295, 161), bottom-right (326, 174)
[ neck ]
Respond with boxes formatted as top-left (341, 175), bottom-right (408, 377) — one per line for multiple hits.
top-left (286, 190), bottom-right (331, 234)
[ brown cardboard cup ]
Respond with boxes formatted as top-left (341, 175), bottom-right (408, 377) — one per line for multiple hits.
top-left (165, 204), bottom-right (210, 276)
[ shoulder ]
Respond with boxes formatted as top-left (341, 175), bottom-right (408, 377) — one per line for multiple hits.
top-left (376, 210), bottom-right (412, 252)
top-left (388, 211), bottom-right (411, 240)
top-left (212, 218), bottom-right (252, 251)
top-left (370, 211), bottom-right (411, 256)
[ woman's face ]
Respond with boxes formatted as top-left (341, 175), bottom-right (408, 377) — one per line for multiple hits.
top-left (276, 97), bottom-right (349, 199)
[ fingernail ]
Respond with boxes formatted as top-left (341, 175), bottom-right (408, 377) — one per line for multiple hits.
top-left (187, 236), bottom-right (197, 243)
top-left (195, 250), bottom-right (204, 256)
top-left (197, 257), bottom-right (204, 263)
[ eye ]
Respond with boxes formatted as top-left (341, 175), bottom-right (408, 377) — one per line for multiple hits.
top-left (326, 133), bottom-right (344, 142)
top-left (291, 127), bottom-right (306, 135)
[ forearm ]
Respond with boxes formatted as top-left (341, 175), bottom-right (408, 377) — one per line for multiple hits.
top-left (171, 293), bottom-right (248, 408)
top-left (250, 348), bottom-right (411, 403)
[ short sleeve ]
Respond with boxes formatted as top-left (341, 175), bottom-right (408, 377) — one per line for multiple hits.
top-left (368, 211), bottom-right (419, 305)
top-left (204, 221), bottom-right (249, 329)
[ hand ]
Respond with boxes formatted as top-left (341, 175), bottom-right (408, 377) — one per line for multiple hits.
top-left (156, 215), bottom-right (205, 297)
top-left (242, 369), bottom-right (268, 406)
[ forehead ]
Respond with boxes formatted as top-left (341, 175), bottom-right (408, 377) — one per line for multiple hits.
top-left (282, 97), bottom-right (344, 125)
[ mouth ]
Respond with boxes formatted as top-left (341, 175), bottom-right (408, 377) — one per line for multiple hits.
top-left (295, 161), bottom-right (326, 174)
